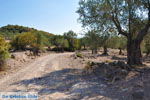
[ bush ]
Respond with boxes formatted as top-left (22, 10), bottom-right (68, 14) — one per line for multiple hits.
top-left (11, 32), bottom-right (36, 50)
top-left (0, 35), bottom-right (9, 70)
top-left (11, 32), bottom-right (48, 55)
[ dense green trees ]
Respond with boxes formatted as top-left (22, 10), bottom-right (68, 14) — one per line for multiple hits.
top-left (0, 25), bottom-right (83, 53)
top-left (50, 31), bottom-right (81, 52)
top-left (0, 25), bottom-right (35, 39)
top-left (77, 0), bottom-right (150, 65)
top-left (11, 32), bottom-right (36, 50)
top-left (10, 31), bottom-right (49, 55)
top-left (0, 25), bottom-right (53, 40)
top-left (0, 35), bottom-right (9, 68)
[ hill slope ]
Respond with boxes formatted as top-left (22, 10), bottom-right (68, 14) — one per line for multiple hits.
top-left (0, 25), bottom-right (53, 39)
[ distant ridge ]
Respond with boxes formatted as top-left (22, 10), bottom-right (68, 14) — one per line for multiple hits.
top-left (0, 25), bottom-right (54, 39)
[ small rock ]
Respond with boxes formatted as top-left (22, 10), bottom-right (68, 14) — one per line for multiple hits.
top-left (11, 54), bottom-right (16, 59)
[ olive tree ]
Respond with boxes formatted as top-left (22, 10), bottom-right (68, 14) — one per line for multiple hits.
top-left (85, 30), bottom-right (101, 54)
top-left (77, 0), bottom-right (150, 65)
top-left (51, 35), bottom-right (69, 52)
top-left (64, 30), bottom-right (77, 51)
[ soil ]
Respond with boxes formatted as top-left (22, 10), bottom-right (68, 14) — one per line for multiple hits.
top-left (0, 49), bottom-right (149, 100)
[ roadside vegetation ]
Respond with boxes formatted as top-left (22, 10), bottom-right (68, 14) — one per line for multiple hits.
top-left (0, 35), bottom-right (9, 70)
top-left (0, 23), bottom-right (149, 68)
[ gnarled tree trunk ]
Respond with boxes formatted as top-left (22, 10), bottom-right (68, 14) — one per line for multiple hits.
top-left (102, 46), bottom-right (108, 55)
top-left (127, 39), bottom-right (142, 65)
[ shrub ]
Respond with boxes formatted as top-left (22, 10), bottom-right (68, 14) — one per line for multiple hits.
top-left (11, 32), bottom-right (36, 50)
top-left (11, 32), bottom-right (47, 55)
top-left (31, 32), bottom-right (46, 55)
top-left (0, 35), bottom-right (9, 70)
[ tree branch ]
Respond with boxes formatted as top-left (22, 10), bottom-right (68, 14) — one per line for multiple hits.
top-left (136, 1), bottom-right (150, 42)
top-left (107, 0), bottom-right (128, 37)
top-left (111, 15), bottom-right (128, 37)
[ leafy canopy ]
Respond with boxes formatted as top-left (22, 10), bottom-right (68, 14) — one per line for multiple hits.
top-left (77, 0), bottom-right (149, 39)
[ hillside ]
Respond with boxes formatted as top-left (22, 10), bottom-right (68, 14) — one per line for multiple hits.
top-left (0, 25), bottom-right (53, 39)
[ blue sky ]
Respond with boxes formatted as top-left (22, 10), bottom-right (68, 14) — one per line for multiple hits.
top-left (0, 0), bottom-right (82, 35)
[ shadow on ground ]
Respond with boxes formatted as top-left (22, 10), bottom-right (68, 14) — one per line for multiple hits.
top-left (111, 55), bottom-right (127, 61)
top-left (11, 68), bottom-right (150, 100)
top-left (11, 68), bottom-right (114, 99)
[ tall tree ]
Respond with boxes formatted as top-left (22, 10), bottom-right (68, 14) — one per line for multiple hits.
top-left (77, 0), bottom-right (150, 65)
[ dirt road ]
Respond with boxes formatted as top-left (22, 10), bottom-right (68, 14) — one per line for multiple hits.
top-left (0, 53), bottom-right (79, 99)
top-left (0, 52), bottom-right (149, 100)
top-left (0, 53), bottom-right (104, 100)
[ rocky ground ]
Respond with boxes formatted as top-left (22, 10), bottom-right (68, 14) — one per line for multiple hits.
top-left (0, 49), bottom-right (149, 100)
top-left (72, 49), bottom-right (150, 100)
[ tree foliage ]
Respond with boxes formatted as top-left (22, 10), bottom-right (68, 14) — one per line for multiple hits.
top-left (77, 0), bottom-right (150, 65)
top-left (50, 35), bottom-right (69, 52)
top-left (84, 30), bottom-right (101, 54)
top-left (64, 30), bottom-right (79, 51)
top-left (0, 25), bottom-right (53, 40)
top-left (11, 32), bottom-right (36, 50)
top-left (11, 31), bottom-right (49, 55)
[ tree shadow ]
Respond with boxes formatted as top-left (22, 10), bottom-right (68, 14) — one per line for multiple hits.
top-left (11, 68), bottom-right (116, 99)
top-left (143, 55), bottom-right (150, 63)
top-left (111, 55), bottom-right (127, 61)
top-left (11, 68), bottom-right (150, 100)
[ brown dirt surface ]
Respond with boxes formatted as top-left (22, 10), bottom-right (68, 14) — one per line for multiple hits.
top-left (0, 49), bottom-right (149, 100)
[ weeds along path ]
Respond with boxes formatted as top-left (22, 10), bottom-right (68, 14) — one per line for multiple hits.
top-left (0, 53), bottom-right (73, 92)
